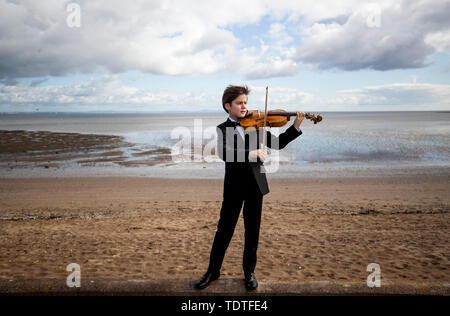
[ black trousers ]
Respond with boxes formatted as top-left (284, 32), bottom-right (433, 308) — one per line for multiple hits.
top-left (207, 170), bottom-right (263, 274)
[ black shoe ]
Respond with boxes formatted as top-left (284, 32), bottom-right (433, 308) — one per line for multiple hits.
top-left (194, 271), bottom-right (220, 290)
top-left (245, 272), bottom-right (258, 290)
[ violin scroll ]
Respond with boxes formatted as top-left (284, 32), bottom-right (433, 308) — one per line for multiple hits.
top-left (304, 112), bottom-right (323, 124)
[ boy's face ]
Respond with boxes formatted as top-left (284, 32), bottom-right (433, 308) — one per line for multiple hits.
top-left (226, 94), bottom-right (248, 120)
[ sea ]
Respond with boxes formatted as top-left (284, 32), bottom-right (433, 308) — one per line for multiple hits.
top-left (0, 111), bottom-right (449, 178)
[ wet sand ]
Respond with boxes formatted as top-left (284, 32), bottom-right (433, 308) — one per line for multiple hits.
top-left (0, 176), bottom-right (448, 289)
top-left (0, 130), bottom-right (171, 170)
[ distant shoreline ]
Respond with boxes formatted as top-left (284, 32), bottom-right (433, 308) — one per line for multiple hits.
top-left (1, 110), bottom-right (449, 115)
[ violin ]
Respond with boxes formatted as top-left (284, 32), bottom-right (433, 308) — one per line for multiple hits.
top-left (241, 87), bottom-right (322, 150)
top-left (239, 109), bottom-right (323, 130)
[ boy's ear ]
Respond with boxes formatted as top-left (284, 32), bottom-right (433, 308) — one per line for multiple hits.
top-left (224, 103), bottom-right (231, 113)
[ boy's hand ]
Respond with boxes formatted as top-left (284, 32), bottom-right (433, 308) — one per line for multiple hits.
top-left (293, 111), bottom-right (305, 130)
top-left (249, 149), bottom-right (267, 162)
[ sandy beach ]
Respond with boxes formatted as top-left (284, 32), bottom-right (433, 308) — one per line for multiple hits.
top-left (1, 175), bottom-right (448, 289)
top-left (0, 128), bottom-right (449, 294)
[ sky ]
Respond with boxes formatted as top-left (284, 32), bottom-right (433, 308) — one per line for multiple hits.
top-left (0, 0), bottom-right (450, 113)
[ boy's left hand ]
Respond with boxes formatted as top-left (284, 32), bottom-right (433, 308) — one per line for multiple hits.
top-left (293, 111), bottom-right (305, 130)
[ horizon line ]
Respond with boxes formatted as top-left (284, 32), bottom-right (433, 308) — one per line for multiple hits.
top-left (1, 110), bottom-right (450, 114)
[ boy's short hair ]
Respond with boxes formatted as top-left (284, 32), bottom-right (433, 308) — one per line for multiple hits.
top-left (222, 85), bottom-right (250, 113)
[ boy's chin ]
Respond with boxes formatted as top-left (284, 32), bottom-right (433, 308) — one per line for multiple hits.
top-left (238, 112), bottom-right (247, 118)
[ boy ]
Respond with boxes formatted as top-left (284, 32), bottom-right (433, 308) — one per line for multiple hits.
top-left (194, 85), bottom-right (304, 290)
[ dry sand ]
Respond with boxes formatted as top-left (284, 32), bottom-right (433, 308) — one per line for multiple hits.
top-left (0, 176), bottom-right (448, 288)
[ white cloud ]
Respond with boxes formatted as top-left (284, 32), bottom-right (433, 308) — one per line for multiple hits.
top-left (0, 0), bottom-right (449, 81)
top-left (248, 86), bottom-right (322, 110)
top-left (425, 30), bottom-right (450, 53)
top-left (267, 23), bottom-right (293, 48)
top-left (0, 0), bottom-right (291, 80)
top-left (338, 83), bottom-right (450, 107)
top-left (295, 0), bottom-right (450, 70)
top-left (2, 75), bottom-right (448, 112)
top-left (0, 75), bottom-right (218, 112)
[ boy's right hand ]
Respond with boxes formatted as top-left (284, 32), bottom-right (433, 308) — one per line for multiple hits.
top-left (249, 149), bottom-right (267, 162)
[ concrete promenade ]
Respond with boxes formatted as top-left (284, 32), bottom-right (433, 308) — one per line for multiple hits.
top-left (1, 278), bottom-right (448, 296)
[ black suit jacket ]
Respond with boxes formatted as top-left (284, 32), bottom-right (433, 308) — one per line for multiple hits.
top-left (217, 118), bottom-right (302, 196)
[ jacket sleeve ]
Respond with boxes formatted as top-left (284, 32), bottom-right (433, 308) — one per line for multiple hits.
top-left (266, 124), bottom-right (302, 150)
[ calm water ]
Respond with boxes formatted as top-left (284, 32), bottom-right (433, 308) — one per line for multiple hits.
top-left (1, 111), bottom-right (449, 178)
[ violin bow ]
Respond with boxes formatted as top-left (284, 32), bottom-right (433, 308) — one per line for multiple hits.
top-left (262, 86), bottom-right (268, 149)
